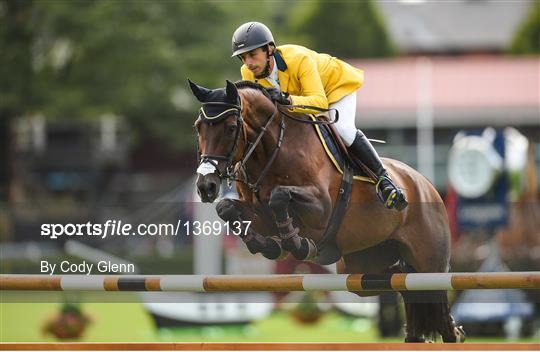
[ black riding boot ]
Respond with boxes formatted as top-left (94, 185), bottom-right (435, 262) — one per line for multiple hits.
top-left (348, 130), bottom-right (408, 211)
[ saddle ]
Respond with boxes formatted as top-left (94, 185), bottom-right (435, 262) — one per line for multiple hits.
top-left (310, 114), bottom-right (375, 184)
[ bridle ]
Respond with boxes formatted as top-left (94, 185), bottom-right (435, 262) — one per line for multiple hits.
top-left (197, 100), bottom-right (245, 179)
top-left (197, 98), bottom-right (283, 196)
top-left (197, 92), bottom-right (340, 197)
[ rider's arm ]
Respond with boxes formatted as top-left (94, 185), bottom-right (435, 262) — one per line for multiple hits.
top-left (289, 55), bottom-right (328, 111)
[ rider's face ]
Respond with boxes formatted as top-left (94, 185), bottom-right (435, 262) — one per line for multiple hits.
top-left (239, 48), bottom-right (270, 77)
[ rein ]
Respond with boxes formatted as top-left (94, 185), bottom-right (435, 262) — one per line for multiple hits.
top-left (279, 104), bottom-right (339, 125)
top-left (235, 105), bottom-right (285, 194)
top-left (233, 102), bottom-right (284, 196)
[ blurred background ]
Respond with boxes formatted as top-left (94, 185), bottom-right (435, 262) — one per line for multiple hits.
top-left (1, 0), bottom-right (539, 344)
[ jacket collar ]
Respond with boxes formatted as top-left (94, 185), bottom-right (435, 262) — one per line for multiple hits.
top-left (255, 50), bottom-right (289, 91)
top-left (274, 49), bottom-right (289, 92)
top-left (274, 50), bottom-right (287, 71)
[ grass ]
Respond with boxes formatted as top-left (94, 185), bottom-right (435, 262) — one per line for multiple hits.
top-left (1, 302), bottom-right (538, 343)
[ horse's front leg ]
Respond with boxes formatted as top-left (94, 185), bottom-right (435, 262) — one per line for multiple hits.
top-left (269, 185), bottom-right (330, 261)
top-left (215, 198), bottom-right (285, 260)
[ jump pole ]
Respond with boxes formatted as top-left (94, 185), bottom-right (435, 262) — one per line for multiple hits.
top-left (1, 272), bottom-right (539, 292)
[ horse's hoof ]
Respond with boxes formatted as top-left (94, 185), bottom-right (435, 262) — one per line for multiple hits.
top-left (269, 237), bottom-right (290, 261)
top-left (441, 325), bottom-right (466, 343)
top-left (261, 237), bottom-right (284, 260)
top-left (454, 326), bottom-right (466, 343)
top-left (244, 233), bottom-right (267, 255)
top-left (216, 199), bottom-right (240, 222)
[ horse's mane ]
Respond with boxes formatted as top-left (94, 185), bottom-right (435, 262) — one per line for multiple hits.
top-left (234, 80), bottom-right (272, 101)
top-left (234, 80), bottom-right (310, 120)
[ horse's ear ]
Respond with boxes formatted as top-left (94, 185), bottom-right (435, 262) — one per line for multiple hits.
top-left (188, 78), bottom-right (212, 102)
top-left (225, 80), bottom-right (239, 103)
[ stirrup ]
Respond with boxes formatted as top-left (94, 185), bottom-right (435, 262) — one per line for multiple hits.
top-left (375, 176), bottom-right (408, 211)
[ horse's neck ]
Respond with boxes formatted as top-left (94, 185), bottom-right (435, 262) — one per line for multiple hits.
top-left (240, 92), bottom-right (317, 174)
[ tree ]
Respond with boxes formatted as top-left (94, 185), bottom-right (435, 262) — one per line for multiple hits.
top-left (0, 0), bottom-right (37, 200)
top-left (509, 0), bottom-right (540, 54)
top-left (0, 0), bottom-right (232, 150)
top-left (0, 0), bottom-right (37, 118)
top-left (291, 0), bottom-right (396, 58)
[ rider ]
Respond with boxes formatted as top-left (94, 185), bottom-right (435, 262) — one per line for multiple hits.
top-left (231, 22), bottom-right (407, 211)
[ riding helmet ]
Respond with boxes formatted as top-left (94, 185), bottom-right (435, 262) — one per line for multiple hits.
top-left (231, 22), bottom-right (274, 57)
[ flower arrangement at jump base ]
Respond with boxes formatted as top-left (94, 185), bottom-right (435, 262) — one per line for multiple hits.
top-left (290, 292), bottom-right (325, 324)
top-left (43, 303), bottom-right (92, 340)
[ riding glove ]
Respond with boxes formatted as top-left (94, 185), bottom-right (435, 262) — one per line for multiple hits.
top-left (266, 88), bottom-right (291, 105)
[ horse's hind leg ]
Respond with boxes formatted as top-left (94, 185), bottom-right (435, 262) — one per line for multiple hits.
top-left (397, 205), bottom-right (465, 343)
top-left (400, 264), bottom-right (465, 343)
top-left (216, 198), bottom-right (284, 260)
top-left (392, 200), bottom-right (466, 342)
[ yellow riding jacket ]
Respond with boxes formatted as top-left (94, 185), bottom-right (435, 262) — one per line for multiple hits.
top-left (240, 44), bottom-right (364, 110)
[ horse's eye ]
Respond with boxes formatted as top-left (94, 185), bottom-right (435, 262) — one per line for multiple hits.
top-left (226, 124), bottom-right (237, 135)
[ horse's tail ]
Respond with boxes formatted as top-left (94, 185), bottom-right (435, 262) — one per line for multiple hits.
top-left (399, 262), bottom-right (464, 342)
top-left (401, 290), bottom-right (459, 342)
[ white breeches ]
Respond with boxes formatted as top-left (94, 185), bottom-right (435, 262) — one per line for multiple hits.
top-left (329, 91), bottom-right (358, 146)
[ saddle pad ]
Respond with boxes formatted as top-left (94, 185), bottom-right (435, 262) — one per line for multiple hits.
top-left (311, 117), bottom-right (374, 183)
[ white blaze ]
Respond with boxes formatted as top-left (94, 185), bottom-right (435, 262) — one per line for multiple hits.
top-left (197, 161), bottom-right (217, 176)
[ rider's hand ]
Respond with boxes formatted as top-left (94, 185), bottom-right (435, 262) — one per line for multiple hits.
top-left (265, 88), bottom-right (291, 105)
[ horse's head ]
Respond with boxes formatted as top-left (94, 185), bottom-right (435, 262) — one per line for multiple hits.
top-left (189, 79), bottom-right (243, 203)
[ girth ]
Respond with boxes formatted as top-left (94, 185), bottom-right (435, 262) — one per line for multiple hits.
top-left (313, 161), bottom-right (353, 265)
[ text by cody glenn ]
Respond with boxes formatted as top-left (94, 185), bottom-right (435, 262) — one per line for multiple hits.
top-left (41, 260), bottom-right (136, 275)
top-left (40, 219), bottom-right (252, 239)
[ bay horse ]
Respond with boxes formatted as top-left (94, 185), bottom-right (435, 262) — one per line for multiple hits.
top-left (189, 79), bottom-right (465, 342)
